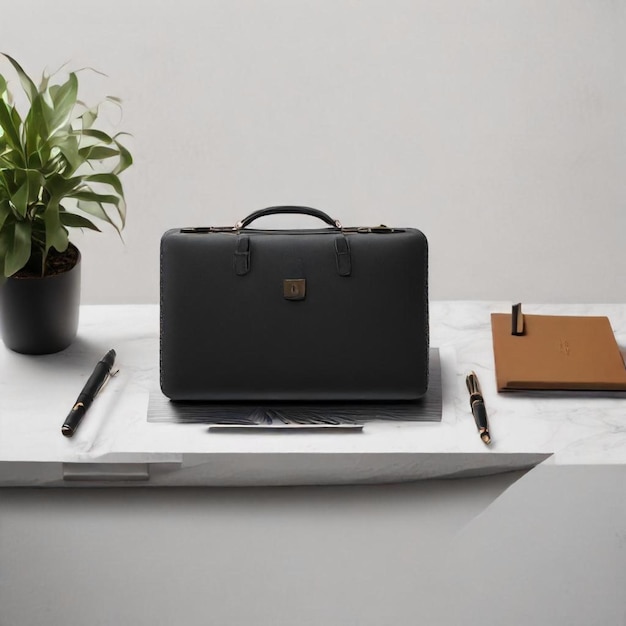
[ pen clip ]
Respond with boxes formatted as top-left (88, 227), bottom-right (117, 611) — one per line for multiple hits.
top-left (96, 368), bottom-right (119, 397)
top-left (465, 371), bottom-right (482, 401)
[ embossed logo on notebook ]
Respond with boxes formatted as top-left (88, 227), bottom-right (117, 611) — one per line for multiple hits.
top-left (559, 339), bottom-right (571, 356)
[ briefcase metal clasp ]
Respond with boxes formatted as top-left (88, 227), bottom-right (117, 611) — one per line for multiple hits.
top-left (283, 279), bottom-right (306, 300)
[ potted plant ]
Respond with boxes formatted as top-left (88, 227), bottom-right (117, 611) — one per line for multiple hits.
top-left (0, 53), bottom-right (132, 354)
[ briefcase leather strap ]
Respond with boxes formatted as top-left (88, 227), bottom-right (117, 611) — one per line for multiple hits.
top-left (234, 235), bottom-right (251, 276)
top-left (334, 235), bottom-right (351, 276)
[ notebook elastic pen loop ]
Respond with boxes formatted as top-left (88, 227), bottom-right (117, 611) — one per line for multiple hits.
top-left (512, 302), bottom-right (525, 336)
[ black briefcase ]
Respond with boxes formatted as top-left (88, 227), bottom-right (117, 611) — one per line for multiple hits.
top-left (160, 206), bottom-right (429, 401)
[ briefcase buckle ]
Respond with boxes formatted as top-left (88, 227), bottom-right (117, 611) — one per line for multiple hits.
top-left (283, 279), bottom-right (306, 300)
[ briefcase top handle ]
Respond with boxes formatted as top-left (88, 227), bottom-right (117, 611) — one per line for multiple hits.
top-left (235, 206), bottom-right (342, 230)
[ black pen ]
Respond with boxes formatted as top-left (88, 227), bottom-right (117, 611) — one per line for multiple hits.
top-left (465, 371), bottom-right (491, 445)
top-left (61, 349), bottom-right (117, 437)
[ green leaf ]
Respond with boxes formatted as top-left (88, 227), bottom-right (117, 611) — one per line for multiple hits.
top-left (69, 190), bottom-right (120, 206)
top-left (25, 94), bottom-right (49, 155)
top-left (78, 145), bottom-right (119, 161)
top-left (0, 170), bottom-right (11, 195)
top-left (39, 71), bottom-right (49, 93)
top-left (118, 197), bottom-right (127, 228)
top-left (1, 219), bottom-right (32, 276)
top-left (0, 150), bottom-right (26, 170)
top-left (27, 151), bottom-right (43, 169)
top-left (0, 199), bottom-right (10, 231)
top-left (28, 169), bottom-right (43, 197)
top-left (76, 199), bottom-right (121, 234)
top-left (85, 173), bottom-right (124, 197)
top-left (48, 72), bottom-right (78, 132)
top-left (39, 60), bottom-right (70, 92)
top-left (0, 53), bottom-right (38, 102)
top-left (46, 174), bottom-right (83, 199)
top-left (8, 170), bottom-right (39, 217)
top-left (59, 210), bottom-right (101, 231)
top-left (43, 199), bottom-right (69, 253)
top-left (77, 103), bottom-right (98, 130)
top-left (52, 134), bottom-right (81, 173)
top-left (10, 180), bottom-right (29, 217)
top-left (76, 128), bottom-right (114, 143)
top-left (113, 138), bottom-right (133, 175)
top-left (75, 66), bottom-right (108, 78)
top-left (85, 173), bottom-right (127, 227)
top-left (0, 99), bottom-right (22, 150)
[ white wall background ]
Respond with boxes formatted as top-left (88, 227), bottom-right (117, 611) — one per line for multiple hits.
top-left (2, 0), bottom-right (625, 304)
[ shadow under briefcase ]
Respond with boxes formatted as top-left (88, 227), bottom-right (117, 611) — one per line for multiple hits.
top-left (160, 206), bottom-right (429, 402)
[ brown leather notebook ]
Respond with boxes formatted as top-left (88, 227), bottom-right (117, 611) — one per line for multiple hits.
top-left (491, 313), bottom-right (626, 391)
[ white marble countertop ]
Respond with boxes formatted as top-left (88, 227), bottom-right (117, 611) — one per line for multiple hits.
top-left (1, 302), bottom-right (625, 486)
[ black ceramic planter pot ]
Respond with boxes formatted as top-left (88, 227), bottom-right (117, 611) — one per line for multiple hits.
top-left (0, 246), bottom-right (81, 354)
